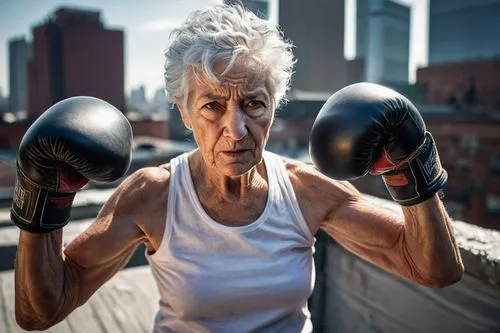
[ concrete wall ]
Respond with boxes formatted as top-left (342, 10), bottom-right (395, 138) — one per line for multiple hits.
top-left (310, 195), bottom-right (500, 333)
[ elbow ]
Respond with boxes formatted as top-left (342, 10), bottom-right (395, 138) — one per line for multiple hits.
top-left (16, 312), bottom-right (56, 331)
top-left (417, 265), bottom-right (464, 288)
top-left (15, 298), bottom-right (61, 331)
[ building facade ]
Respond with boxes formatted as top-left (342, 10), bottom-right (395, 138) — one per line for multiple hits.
top-left (355, 0), bottom-right (410, 84)
top-left (8, 37), bottom-right (31, 114)
top-left (417, 57), bottom-right (500, 108)
top-left (279, 0), bottom-right (346, 94)
top-left (429, 0), bottom-right (500, 64)
top-left (28, 7), bottom-right (124, 119)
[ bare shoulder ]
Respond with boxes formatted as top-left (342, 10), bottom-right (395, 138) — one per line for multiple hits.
top-left (102, 164), bottom-right (171, 218)
top-left (281, 156), bottom-right (360, 202)
top-left (279, 156), bottom-right (362, 232)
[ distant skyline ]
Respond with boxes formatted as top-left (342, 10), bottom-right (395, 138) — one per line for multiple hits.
top-left (0, 0), bottom-right (427, 100)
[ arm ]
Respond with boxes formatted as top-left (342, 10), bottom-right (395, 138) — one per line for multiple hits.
top-left (307, 82), bottom-right (464, 287)
top-left (15, 167), bottom-right (169, 330)
top-left (319, 178), bottom-right (463, 288)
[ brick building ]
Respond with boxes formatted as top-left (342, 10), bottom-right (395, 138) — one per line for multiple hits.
top-left (417, 57), bottom-right (500, 109)
top-left (28, 7), bottom-right (124, 118)
top-left (351, 110), bottom-right (500, 230)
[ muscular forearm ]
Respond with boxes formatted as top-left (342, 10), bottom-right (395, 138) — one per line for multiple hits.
top-left (15, 230), bottom-right (79, 330)
top-left (400, 194), bottom-right (464, 287)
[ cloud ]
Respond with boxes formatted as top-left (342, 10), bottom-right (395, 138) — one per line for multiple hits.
top-left (140, 20), bottom-right (180, 32)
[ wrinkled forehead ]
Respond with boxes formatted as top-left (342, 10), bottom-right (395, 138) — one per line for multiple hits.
top-left (192, 56), bottom-right (270, 97)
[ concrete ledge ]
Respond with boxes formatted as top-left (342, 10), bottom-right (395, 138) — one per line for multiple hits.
top-left (310, 195), bottom-right (500, 333)
top-left (311, 231), bottom-right (500, 333)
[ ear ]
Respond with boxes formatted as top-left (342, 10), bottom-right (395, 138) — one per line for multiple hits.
top-left (175, 99), bottom-right (192, 130)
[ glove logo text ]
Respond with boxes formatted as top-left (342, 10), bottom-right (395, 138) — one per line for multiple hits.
top-left (14, 184), bottom-right (30, 211)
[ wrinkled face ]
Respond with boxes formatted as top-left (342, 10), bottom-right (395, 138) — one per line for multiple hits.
top-left (178, 57), bottom-right (274, 177)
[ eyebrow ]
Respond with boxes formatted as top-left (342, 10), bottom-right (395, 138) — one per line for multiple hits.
top-left (198, 92), bottom-right (224, 100)
top-left (197, 90), bottom-right (269, 101)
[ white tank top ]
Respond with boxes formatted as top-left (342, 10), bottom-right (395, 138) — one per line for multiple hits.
top-left (146, 150), bottom-right (315, 333)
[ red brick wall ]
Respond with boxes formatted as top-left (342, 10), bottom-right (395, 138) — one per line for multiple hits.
top-left (0, 123), bottom-right (29, 149)
top-left (417, 58), bottom-right (500, 107)
top-left (131, 120), bottom-right (169, 139)
top-left (426, 119), bottom-right (500, 229)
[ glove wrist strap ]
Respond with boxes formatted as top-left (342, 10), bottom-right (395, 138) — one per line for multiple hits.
top-left (10, 166), bottom-right (74, 233)
top-left (382, 132), bottom-right (447, 206)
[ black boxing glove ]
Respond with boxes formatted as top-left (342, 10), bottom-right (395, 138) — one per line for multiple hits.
top-left (11, 96), bottom-right (133, 233)
top-left (309, 82), bottom-right (447, 206)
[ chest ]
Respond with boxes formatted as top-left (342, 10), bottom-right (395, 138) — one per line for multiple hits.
top-left (199, 196), bottom-right (268, 227)
top-left (158, 236), bottom-right (315, 320)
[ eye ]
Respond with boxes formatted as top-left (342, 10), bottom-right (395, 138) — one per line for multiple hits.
top-left (244, 100), bottom-right (267, 117)
top-left (202, 102), bottom-right (220, 110)
top-left (246, 100), bottom-right (266, 109)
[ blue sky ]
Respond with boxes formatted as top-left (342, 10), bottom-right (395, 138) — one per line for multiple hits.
top-left (0, 0), bottom-right (427, 100)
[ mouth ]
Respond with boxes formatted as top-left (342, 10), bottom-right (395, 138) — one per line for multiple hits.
top-left (220, 149), bottom-right (251, 158)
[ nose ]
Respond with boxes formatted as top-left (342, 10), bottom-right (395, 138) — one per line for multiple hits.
top-left (223, 105), bottom-right (248, 141)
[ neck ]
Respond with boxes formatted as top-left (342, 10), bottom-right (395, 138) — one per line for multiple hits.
top-left (189, 150), bottom-right (267, 201)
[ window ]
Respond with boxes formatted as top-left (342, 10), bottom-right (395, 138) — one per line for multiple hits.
top-left (490, 156), bottom-right (500, 174)
top-left (458, 184), bottom-right (470, 204)
top-left (459, 135), bottom-right (479, 153)
top-left (456, 159), bottom-right (471, 173)
top-left (486, 194), bottom-right (500, 214)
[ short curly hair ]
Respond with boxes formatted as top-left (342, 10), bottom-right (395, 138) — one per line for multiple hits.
top-left (163, 4), bottom-right (295, 109)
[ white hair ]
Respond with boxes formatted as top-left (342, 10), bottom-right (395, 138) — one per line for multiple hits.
top-left (164, 4), bottom-right (295, 109)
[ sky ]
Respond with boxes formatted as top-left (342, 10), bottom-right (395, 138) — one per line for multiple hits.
top-left (0, 0), bottom-right (427, 100)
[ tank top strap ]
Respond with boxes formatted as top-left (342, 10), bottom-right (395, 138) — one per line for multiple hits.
top-left (263, 151), bottom-right (314, 243)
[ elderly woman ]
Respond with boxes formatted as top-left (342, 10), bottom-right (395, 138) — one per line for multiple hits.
top-left (13, 4), bottom-right (463, 333)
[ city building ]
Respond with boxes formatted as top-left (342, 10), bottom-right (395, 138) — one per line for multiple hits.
top-left (429, 0), bottom-right (500, 64)
top-left (128, 86), bottom-right (148, 111)
top-left (355, 0), bottom-right (411, 84)
top-left (279, 0), bottom-right (346, 94)
top-left (28, 7), bottom-right (124, 119)
top-left (151, 88), bottom-right (169, 118)
top-left (224, 0), bottom-right (269, 19)
top-left (8, 37), bottom-right (31, 115)
top-left (417, 57), bottom-right (500, 108)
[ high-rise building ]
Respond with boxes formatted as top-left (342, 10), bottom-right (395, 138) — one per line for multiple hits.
top-left (429, 0), bottom-right (500, 64)
top-left (8, 37), bottom-right (31, 114)
top-left (28, 7), bottom-right (124, 119)
top-left (129, 86), bottom-right (147, 109)
top-left (279, 0), bottom-right (346, 94)
top-left (224, 0), bottom-right (269, 19)
top-left (355, 0), bottom-right (410, 84)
